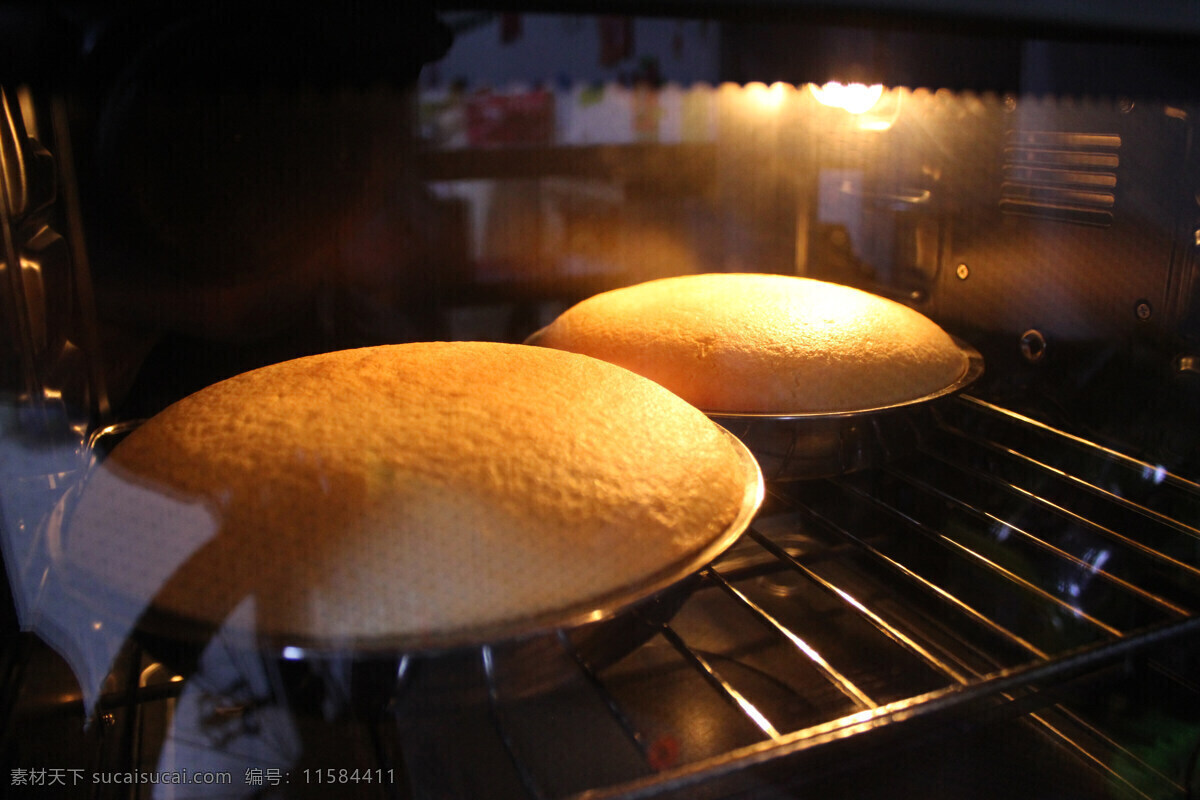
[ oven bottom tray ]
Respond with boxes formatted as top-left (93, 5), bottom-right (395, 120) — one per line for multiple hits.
top-left (4, 394), bottom-right (1200, 799)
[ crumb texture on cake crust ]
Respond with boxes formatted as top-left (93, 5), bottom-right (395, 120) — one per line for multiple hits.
top-left (64, 342), bottom-right (750, 643)
top-left (536, 273), bottom-right (969, 413)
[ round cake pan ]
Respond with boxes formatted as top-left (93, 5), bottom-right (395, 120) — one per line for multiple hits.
top-left (707, 339), bottom-right (984, 481)
top-left (49, 425), bottom-right (764, 708)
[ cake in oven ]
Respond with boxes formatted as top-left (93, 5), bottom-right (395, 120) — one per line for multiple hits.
top-left (62, 342), bottom-right (757, 649)
top-left (532, 273), bottom-right (969, 414)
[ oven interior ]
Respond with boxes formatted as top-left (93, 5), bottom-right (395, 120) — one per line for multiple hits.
top-left (2, 3), bottom-right (1200, 798)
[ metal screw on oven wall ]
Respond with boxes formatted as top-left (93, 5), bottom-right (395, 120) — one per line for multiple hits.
top-left (1119, 98), bottom-right (1135, 114)
top-left (955, 263), bottom-right (970, 280)
top-left (1020, 329), bottom-right (1047, 363)
top-left (1136, 301), bottom-right (1153, 321)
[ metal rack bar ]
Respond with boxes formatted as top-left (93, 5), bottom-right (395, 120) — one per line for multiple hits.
top-left (654, 623), bottom-right (783, 742)
top-left (916, 439), bottom-right (1200, 585)
top-left (747, 495), bottom-right (1193, 798)
top-left (941, 405), bottom-right (1200, 541)
top-left (885, 465), bottom-right (1193, 618)
top-left (555, 630), bottom-right (658, 771)
top-left (482, 645), bottom-right (548, 800)
top-left (1025, 709), bottom-right (1179, 800)
top-left (716, 492), bottom-right (1187, 799)
top-left (747, 515), bottom-right (1013, 680)
top-left (959, 396), bottom-right (1200, 497)
top-left (777, 486), bottom-right (1051, 660)
top-left (836, 478), bottom-right (1127, 639)
top-left (703, 566), bottom-right (879, 709)
top-left (564, 615), bottom-right (1200, 800)
top-left (742, 528), bottom-right (973, 685)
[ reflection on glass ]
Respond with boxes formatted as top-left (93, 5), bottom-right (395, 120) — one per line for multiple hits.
top-left (808, 81), bottom-right (885, 115)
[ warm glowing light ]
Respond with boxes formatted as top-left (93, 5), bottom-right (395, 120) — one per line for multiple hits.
top-left (765, 82), bottom-right (790, 109)
top-left (857, 118), bottom-right (895, 132)
top-left (746, 81), bottom-right (790, 110)
top-left (809, 82), bottom-right (885, 114)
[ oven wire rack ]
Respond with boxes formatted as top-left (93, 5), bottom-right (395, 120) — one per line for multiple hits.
top-left (7, 393), bottom-right (1200, 800)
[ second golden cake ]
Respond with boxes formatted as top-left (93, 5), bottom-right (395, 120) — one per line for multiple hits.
top-left (532, 273), bottom-right (969, 414)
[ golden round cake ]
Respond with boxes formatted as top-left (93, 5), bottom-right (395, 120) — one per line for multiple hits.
top-left (63, 342), bottom-right (757, 648)
top-left (533, 273), bottom-right (969, 413)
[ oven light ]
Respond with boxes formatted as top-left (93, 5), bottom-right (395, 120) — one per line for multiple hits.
top-left (282, 646), bottom-right (306, 660)
top-left (808, 82), bottom-right (885, 115)
top-left (743, 81), bottom-right (790, 111)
